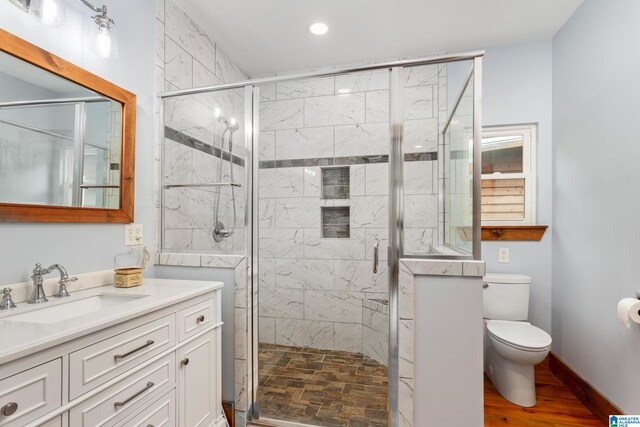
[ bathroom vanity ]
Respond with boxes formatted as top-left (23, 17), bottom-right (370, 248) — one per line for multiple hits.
top-left (0, 279), bottom-right (224, 427)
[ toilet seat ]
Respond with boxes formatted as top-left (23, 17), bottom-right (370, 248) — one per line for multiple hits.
top-left (487, 320), bottom-right (552, 351)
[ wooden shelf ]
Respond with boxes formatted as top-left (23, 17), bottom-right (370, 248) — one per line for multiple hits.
top-left (482, 225), bottom-right (548, 241)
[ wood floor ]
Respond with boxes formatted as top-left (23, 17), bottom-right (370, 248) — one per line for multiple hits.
top-left (256, 343), bottom-right (388, 427)
top-left (484, 358), bottom-right (602, 426)
top-left (255, 347), bottom-right (601, 427)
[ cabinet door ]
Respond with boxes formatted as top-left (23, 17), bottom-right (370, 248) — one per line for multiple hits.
top-left (177, 330), bottom-right (220, 427)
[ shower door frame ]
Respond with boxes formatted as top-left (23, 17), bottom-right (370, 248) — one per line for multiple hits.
top-left (158, 50), bottom-right (484, 427)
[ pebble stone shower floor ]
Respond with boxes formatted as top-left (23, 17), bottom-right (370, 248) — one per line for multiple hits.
top-left (257, 343), bottom-right (389, 427)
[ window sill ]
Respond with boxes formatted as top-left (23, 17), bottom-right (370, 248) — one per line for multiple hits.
top-left (482, 225), bottom-right (548, 241)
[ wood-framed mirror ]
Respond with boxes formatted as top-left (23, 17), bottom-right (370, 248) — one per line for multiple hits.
top-left (0, 28), bottom-right (136, 223)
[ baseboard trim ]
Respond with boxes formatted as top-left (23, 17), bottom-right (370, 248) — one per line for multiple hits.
top-left (549, 352), bottom-right (623, 422)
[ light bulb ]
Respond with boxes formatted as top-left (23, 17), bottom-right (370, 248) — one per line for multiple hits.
top-left (90, 21), bottom-right (118, 59)
top-left (95, 28), bottom-right (112, 57)
top-left (214, 108), bottom-right (221, 118)
top-left (30, 0), bottom-right (66, 27)
top-left (308, 22), bottom-right (329, 36)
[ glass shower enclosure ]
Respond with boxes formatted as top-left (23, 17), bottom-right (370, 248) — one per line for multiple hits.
top-left (159, 51), bottom-right (482, 427)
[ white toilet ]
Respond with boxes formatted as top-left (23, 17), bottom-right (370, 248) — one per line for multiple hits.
top-left (483, 273), bottom-right (552, 407)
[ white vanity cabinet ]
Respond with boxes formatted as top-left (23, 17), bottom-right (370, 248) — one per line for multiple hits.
top-left (0, 280), bottom-right (223, 427)
top-left (178, 330), bottom-right (220, 426)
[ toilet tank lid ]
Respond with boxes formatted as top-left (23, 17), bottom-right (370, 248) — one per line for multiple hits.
top-left (484, 273), bottom-right (531, 284)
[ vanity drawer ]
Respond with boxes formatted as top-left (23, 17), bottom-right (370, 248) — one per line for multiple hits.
top-left (116, 388), bottom-right (175, 427)
top-left (177, 299), bottom-right (215, 342)
top-left (69, 354), bottom-right (175, 427)
top-left (40, 415), bottom-right (63, 427)
top-left (70, 315), bottom-right (176, 400)
top-left (0, 359), bottom-right (61, 427)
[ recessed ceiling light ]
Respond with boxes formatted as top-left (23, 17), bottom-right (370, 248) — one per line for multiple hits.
top-left (338, 88), bottom-right (351, 94)
top-left (308, 22), bottom-right (329, 36)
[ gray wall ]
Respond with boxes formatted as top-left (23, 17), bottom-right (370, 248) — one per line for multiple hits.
top-left (0, 0), bottom-right (156, 284)
top-left (480, 43), bottom-right (553, 333)
top-left (552, 0), bottom-right (640, 413)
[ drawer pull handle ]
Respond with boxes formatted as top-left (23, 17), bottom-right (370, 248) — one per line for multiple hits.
top-left (197, 315), bottom-right (205, 323)
top-left (1, 402), bottom-right (18, 416)
top-left (114, 381), bottom-right (154, 408)
top-left (114, 340), bottom-right (155, 361)
top-left (181, 357), bottom-right (190, 366)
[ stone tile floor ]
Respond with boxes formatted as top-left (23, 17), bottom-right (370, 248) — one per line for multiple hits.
top-left (256, 343), bottom-right (389, 427)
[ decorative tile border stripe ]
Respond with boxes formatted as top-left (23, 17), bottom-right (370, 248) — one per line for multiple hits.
top-left (165, 126), bottom-right (245, 167)
top-left (258, 152), bottom-right (437, 169)
top-left (404, 152), bottom-right (438, 162)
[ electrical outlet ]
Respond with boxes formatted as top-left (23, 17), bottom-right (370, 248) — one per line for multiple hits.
top-left (498, 248), bottom-right (510, 263)
top-left (124, 223), bottom-right (143, 246)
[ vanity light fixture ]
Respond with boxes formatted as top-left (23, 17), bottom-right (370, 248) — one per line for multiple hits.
top-left (81, 0), bottom-right (118, 58)
top-left (80, 0), bottom-right (118, 58)
top-left (7, 0), bottom-right (117, 58)
top-left (30, 0), bottom-right (67, 27)
top-left (308, 22), bottom-right (329, 36)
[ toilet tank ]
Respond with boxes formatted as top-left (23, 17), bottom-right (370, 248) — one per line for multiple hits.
top-left (483, 273), bottom-right (531, 320)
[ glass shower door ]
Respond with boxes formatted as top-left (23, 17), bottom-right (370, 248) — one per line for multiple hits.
top-left (254, 71), bottom-right (392, 426)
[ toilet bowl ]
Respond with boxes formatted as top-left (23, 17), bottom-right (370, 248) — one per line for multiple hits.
top-left (483, 274), bottom-right (552, 407)
top-left (485, 320), bottom-right (551, 407)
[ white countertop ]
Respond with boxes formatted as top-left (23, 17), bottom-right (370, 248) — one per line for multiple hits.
top-left (0, 278), bottom-right (223, 365)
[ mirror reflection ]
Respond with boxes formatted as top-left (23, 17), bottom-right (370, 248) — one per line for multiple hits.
top-left (0, 51), bottom-right (123, 209)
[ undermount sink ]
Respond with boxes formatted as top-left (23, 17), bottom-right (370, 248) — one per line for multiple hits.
top-left (7, 293), bottom-right (149, 324)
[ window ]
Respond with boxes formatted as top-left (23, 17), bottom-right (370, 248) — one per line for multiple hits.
top-left (481, 124), bottom-right (536, 225)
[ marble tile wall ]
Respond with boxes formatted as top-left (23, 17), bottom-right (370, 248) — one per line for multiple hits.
top-left (157, 0), bottom-right (248, 256)
top-left (155, 2), bottom-right (252, 425)
top-left (257, 66), bottom-right (447, 352)
top-left (363, 298), bottom-right (389, 365)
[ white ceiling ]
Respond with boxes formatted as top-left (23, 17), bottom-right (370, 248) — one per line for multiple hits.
top-left (177, 0), bottom-right (583, 77)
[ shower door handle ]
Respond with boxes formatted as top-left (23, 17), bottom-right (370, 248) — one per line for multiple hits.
top-left (373, 241), bottom-right (379, 274)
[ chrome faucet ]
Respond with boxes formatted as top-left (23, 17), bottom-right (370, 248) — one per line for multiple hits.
top-left (29, 263), bottom-right (77, 304)
top-left (1, 288), bottom-right (16, 310)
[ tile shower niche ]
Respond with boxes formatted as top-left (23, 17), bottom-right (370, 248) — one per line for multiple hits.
top-left (322, 206), bottom-right (350, 238)
top-left (322, 167), bottom-right (350, 199)
top-left (321, 167), bottom-right (351, 238)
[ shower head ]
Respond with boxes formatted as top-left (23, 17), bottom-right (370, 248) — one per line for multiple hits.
top-left (227, 117), bottom-right (240, 132)
top-left (216, 113), bottom-right (240, 133)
